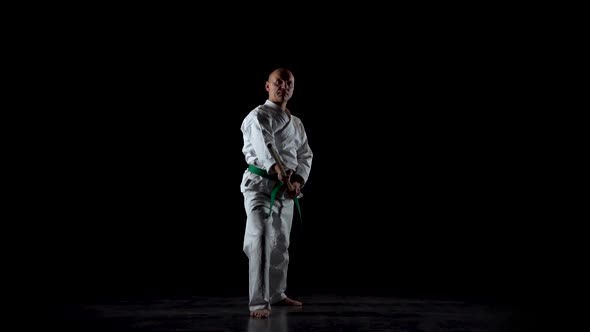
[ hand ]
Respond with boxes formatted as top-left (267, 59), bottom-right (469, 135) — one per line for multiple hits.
top-left (273, 164), bottom-right (293, 183)
top-left (287, 181), bottom-right (302, 198)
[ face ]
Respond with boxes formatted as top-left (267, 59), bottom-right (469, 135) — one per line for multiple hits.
top-left (265, 69), bottom-right (295, 104)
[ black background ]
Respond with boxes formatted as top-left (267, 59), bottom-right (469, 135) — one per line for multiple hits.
top-left (21, 12), bottom-right (558, 318)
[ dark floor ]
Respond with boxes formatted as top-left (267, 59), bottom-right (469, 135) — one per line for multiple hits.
top-left (51, 294), bottom-right (531, 331)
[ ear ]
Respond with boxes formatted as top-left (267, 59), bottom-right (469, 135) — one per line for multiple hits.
top-left (265, 82), bottom-right (270, 91)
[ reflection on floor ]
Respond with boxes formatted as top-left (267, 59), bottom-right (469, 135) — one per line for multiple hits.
top-left (53, 294), bottom-right (527, 331)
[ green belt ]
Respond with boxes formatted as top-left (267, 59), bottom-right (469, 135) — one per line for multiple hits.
top-left (248, 164), bottom-right (302, 221)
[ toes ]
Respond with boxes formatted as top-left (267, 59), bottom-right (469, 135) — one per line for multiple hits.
top-left (250, 310), bottom-right (270, 318)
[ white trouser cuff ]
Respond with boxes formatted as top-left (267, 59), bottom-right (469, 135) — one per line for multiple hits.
top-left (249, 304), bottom-right (270, 311)
top-left (270, 293), bottom-right (287, 304)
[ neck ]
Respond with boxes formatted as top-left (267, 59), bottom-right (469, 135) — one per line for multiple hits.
top-left (270, 101), bottom-right (287, 110)
top-left (277, 101), bottom-right (288, 110)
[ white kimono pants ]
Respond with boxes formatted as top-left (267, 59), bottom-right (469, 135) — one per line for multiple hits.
top-left (243, 190), bottom-right (294, 311)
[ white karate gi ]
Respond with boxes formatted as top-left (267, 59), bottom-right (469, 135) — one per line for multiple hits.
top-left (240, 99), bottom-right (313, 311)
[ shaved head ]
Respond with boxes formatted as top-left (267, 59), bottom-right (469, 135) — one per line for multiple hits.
top-left (268, 68), bottom-right (294, 82)
top-left (265, 67), bottom-right (295, 108)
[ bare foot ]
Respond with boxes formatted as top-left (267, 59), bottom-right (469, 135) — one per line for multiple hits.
top-left (274, 297), bottom-right (303, 306)
top-left (250, 309), bottom-right (271, 318)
